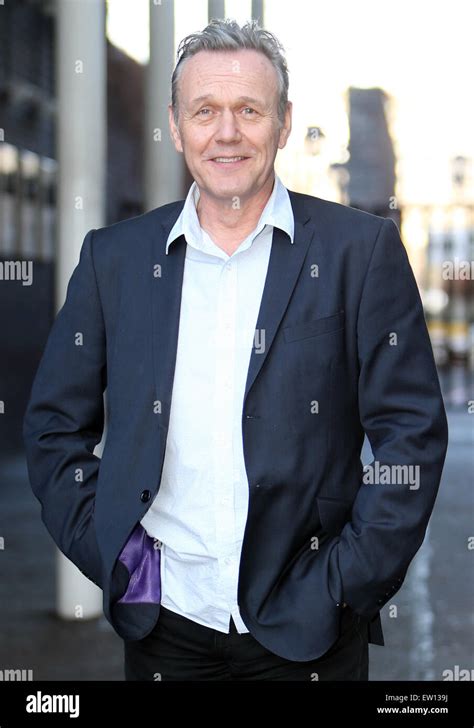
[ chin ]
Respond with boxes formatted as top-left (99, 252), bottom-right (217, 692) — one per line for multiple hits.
top-left (212, 174), bottom-right (254, 188)
top-left (207, 180), bottom-right (250, 196)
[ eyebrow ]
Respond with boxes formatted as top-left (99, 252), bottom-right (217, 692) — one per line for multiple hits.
top-left (189, 95), bottom-right (263, 108)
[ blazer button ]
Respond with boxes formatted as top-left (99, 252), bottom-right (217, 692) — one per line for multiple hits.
top-left (140, 489), bottom-right (151, 503)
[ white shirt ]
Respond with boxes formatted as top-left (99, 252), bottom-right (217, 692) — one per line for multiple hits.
top-left (140, 173), bottom-right (294, 633)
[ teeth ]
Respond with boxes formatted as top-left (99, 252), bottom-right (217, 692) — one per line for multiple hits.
top-left (213, 157), bottom-right (245, 163)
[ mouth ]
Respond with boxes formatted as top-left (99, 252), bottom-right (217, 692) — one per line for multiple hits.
top-left (208, 156), bottom-right (250, 167)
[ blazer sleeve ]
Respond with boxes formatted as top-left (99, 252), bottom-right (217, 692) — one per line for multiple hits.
top-left (22, 229), bottom-right (106, 588)
top-left (336, 217), bottom-right (449, 617)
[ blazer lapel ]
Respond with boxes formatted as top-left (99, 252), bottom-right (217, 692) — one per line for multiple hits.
top-left (243, 191), bottom-right (315, 401)
top-left (150, 204), bottom-right (187, 429)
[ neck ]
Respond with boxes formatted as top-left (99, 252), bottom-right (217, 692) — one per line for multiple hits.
top-left (196, 175), bottom-right (275, 256)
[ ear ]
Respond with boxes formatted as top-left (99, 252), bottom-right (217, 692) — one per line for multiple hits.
top-left (168, 104), bottom-right (183, 153)
top-left (278, 101), bottom-right (293, 150)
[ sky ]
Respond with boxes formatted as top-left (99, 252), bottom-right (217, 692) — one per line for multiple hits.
top-left (106, 0), bottom-right (474, 207)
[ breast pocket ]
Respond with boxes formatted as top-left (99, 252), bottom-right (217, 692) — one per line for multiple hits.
top-left (283, 310), bottom-right (345, 343)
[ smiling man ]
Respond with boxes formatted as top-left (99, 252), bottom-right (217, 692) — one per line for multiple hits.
top-left (167, 41), bottom-right (291, 255)
top-left (23, 19), bottom-right (448, 681)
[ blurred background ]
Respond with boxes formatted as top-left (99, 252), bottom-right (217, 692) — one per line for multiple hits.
top-left (0, 0), bottom-right (472, 681)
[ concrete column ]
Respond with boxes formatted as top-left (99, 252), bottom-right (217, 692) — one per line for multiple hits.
top-left (145, 0), bottom-right (186, 210)
top-left (55, 0), bottom-right (106, 620)
top-left (252, 0), bottom-right (264, 25)
top-left (208, 0), bottom-right (225, 20)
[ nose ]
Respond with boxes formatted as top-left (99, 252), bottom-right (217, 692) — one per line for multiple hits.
top-left (214, 109), bottom-right (241, 143)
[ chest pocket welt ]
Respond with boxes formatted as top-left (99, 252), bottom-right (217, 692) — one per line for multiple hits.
top-left (283, 310), bottom-right (345, 343)
top-left (316, 496), bottom-right (353, 535)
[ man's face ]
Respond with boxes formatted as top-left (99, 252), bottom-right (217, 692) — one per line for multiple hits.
top-left (168, 49), bottom-right (292, 204)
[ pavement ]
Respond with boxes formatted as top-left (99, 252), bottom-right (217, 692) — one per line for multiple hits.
top-left (0, 409), bottom-right (472, 681)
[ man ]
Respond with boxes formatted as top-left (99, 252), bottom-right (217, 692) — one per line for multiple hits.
top-left (23, 19), bottom-right (448, 681)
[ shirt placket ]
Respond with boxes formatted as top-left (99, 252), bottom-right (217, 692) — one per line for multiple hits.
top-left (212, 257), bottom-right (238, 607)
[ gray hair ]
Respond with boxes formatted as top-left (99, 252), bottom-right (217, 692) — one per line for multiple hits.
top-left (171, 18), bottom-right (289, 127)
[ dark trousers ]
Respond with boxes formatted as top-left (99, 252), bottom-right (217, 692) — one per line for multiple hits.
top-left (123, 605), bottom-right (369, 681)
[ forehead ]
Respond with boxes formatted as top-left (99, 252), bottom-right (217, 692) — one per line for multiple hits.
top-left (178, 48), bottom-right (278, 98)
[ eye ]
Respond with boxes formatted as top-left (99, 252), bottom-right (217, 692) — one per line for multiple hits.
top-left (197, 108), bottom-right (212, 116)
top-left (242, 107), bottom-right (256, 115)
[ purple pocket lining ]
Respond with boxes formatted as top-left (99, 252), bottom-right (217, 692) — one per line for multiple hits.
top-left (117, 522), bottom-right (161, 604)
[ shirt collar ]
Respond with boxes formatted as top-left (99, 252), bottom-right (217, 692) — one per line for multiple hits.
top-left (165, 173), bottom-right (294, 255)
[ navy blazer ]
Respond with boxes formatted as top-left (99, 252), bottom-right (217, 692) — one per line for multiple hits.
top-left (23, 189), bottom-right (448, 661)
